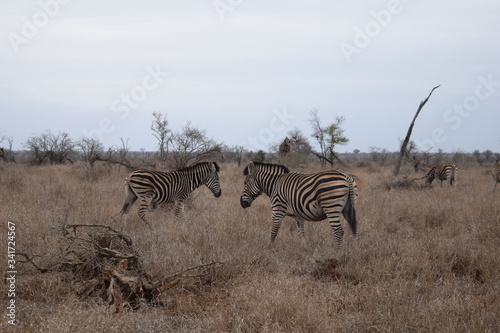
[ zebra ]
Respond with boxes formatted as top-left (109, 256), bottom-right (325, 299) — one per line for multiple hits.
top-left (425, 163), bottom-right (458, 186)
top-left (120, 161), bottom-right (221, 224)
top-left (240, 161), bottom-right (358, 249)
top-left (493, 159), bottom-right (500, 191)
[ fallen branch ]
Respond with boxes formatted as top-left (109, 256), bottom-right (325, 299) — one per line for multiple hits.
top-left (60, 224), bottom-right (132, 247)
top-left (162, 261), bottom-right (225, 282)
top-left (16, 252), bottom-right (51, 273)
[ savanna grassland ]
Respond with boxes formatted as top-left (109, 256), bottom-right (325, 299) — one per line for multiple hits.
top-left (0, 161), bottom-right (499, 332)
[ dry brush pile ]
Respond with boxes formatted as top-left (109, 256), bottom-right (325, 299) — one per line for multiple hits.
top-left (17, 222), bottom-right (230, 314)
top-left (25, 224), bottom-right (150, 312)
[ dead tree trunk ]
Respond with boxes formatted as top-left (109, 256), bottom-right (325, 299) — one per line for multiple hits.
top-left (393, 85), bottom-right (440, 176)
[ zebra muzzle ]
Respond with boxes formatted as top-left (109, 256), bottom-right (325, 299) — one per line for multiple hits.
top-left (240, 197), bottom-right (251, 208)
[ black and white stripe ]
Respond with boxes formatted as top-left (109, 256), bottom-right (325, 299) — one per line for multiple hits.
top-left (426, 163), bottom-right (457, 186)
top-left (121, 162), bottom-right (221, 223)
top-left (240, 162), bottom-right (358, 248)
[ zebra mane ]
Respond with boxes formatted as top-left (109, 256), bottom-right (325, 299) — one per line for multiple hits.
top-left (176, 162), bottom-right (219, 174)
top-left (243, 162), bottom-right (290, 175)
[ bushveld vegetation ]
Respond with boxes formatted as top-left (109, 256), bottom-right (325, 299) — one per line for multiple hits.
top-left (0, 158), bottom-right (499, 332)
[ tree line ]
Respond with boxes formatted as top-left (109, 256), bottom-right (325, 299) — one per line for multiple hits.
top-left (0, 109), bottom-right (497, 169)
top-left (0, 109), bottom-right (352, 169)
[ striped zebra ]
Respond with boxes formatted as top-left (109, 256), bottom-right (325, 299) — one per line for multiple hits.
top-left (425, 163), bottom-right (458, 186)
top-left (120, 162), bottom-right (221, 224)
top-left (493, 159), bottom-right (500, 191)
top-left (240, 162), bottom-right (358, 249)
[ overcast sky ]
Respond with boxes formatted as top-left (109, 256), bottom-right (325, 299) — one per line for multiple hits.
top-left (1, 0), bottom-right (499, 153)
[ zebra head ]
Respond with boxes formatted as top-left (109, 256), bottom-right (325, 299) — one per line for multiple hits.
top-left (240, 162), bottom-right (262, 208)
top-left (204, 162), bottom-right (222, 198)
top-left (240, 161), bottom-right (289, 208)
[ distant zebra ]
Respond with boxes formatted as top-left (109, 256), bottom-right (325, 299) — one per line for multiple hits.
top-left (493, 159), bottom-right (500, 191)
top-left (120, 162), bottom-right (221, 224)
top-left (240, 162), bottom-right (358, 249)
top-left (425, 163), bottom-right (458, 186)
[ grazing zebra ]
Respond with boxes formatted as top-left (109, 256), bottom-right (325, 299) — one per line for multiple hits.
top-left (120, 162), bottom-right (221, 224)
top-left (493, 159), bottom-right (500, 191)
top-left (425, 163), bottom-right (458, 186)
top-left (240, 161), bottom-right (358, 249)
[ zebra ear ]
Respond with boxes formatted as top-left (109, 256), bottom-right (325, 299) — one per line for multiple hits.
top-left (210, 162), bottom-right (220, 173)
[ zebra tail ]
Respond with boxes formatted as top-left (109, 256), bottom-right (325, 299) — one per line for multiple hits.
top-left (345, 180), bottom-right (358, 235)
top-left (451, 166), bottom-right (458, 185)
top-left (120, 180), bottom-right (138, 214)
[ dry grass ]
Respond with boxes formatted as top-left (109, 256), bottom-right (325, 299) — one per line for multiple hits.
top-left (1, 161), bottom-right (499, 332)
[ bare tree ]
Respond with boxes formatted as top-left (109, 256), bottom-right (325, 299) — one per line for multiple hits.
top-left (483, 149), bottom-right (493, 162)
top-left (309, 109), bottom-right (326, 165)
top-left (151, 111), bottom-right (171, 161)
top-left (77, 137), bottom-right (104, 167)
top-left (288, 128), bottom-right (312, 155)
top-left (232, 145), bottom-right (246, 167)
top-left (118, 138), bottom-right (130, 164)
top-left (393, 85), bottom-right (440, 176)
top-left (24, 130), bottom-right (75, 165)
top-left (369, 146), bottom-right (390, 164)
top-left (309, 109), bottom-right (349, 167)
top-left (169, 122), bottom-right (222, 169)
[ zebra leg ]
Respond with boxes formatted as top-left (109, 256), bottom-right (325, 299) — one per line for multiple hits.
top-left (295, 218), bottom-right (306, 246)
top-left (137, 195), bottom-right (153, 225)
top-left (323, 208), bottom-right (344, 249)
top-left (173, 200), bottom-right (185, 221)
top-left (295, 218), bottom-right (305, 236)
top-left (450, 176), bottom-right (455, 186)
top-left (269, 210), bottom-right (286, 248)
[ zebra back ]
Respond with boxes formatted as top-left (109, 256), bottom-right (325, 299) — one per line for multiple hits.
top-left (243, 161), bottom-right (289, 176)
top-left (174, 162), bottom-right (220, 188)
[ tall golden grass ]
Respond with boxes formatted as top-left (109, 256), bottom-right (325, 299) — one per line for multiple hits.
top-left (1, 161), bottom-right (498, 332)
